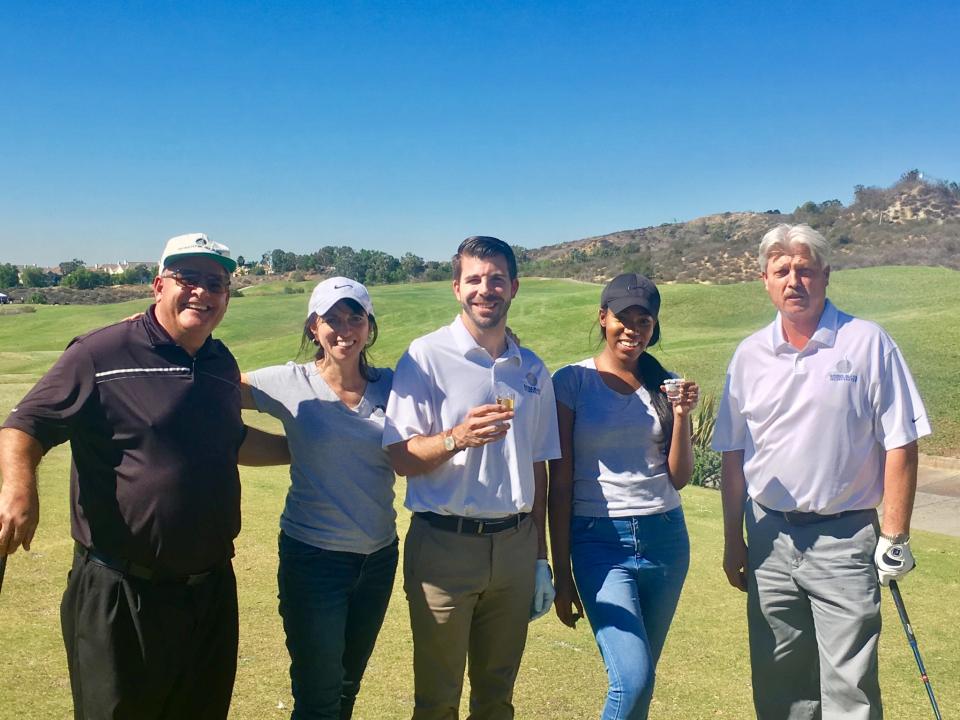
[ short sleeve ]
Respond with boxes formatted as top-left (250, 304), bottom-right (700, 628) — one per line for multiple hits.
top-left (552, 364), bottom-right (580, 411)
top-left (2, 339), bottom-right (97, 452)
top-left (875, 344), bottom-right (931, 449)
top-left (382, 350), bottom-right (436, 447)
top-left (712, 362), bottom-right (749, 452)
top-left (532, 364), bottom-right (561, 462)
top-left (245, 363), bottom-right (298, 420)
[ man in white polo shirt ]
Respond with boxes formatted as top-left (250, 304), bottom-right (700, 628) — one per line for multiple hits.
top-left (713, 223), bottom-right (930, 719)
top-left (383, 236), bottom-right (560, 720)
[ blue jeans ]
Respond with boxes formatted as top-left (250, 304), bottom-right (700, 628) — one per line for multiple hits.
top-left (571, 508), bottom-right (690, 720)
top-left (278, 532), bottom-right (399, 720)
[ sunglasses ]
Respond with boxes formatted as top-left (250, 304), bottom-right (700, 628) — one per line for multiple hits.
top-left (162, 269), bottom-right (231, 294)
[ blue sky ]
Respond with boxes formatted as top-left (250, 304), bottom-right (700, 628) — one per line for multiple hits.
top-left (2, 1), bottom-right (958, 267)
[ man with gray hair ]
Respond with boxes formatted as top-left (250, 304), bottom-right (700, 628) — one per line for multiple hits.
top-left (712, 223), bottom-right (930, 719)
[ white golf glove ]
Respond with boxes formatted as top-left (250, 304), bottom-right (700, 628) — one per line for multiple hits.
top-left (875, 535), bottom-right (915, 586)
top-left (530, 559), bottom-right (555, 621)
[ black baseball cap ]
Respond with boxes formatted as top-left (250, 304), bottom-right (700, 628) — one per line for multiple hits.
top-left (601, 273), bottom-right (660, 316)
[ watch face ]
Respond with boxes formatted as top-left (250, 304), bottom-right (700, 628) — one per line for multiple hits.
top-left (444, 435), bottom-right (455, 451)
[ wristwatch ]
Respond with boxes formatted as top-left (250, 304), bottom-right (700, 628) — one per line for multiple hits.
top-left (443, 429), bottom-right (457, 452)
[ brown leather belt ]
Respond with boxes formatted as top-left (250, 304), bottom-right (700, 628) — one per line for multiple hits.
top-left (415, 512), bottom-right (528, 535)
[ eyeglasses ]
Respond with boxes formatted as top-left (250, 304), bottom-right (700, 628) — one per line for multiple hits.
top-left (162, 270), bottom-right (231, 294)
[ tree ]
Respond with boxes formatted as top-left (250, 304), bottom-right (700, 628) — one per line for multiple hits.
top-left (62, 267), bottom-right (111, 289)
top-left (400, 252), bottom-right (426, 280)
top-left (333, 247), bottom-right (362, 281)
top-left (361, 250), bottom-right (401, 285)
top-left (20, 266), bottom-right (49, 287)
top-left (120, 264), bottom-right (153, 285)
top-left (271, 249), bottom-right (297, 274)
top-left (0, 263), bottom-right (20, 288)
top-left (236, 255), bottom-right (246, 268)
top-left (59, 258), bottom-right (85, 276)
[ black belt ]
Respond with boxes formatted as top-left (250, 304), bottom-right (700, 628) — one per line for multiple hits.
top-left (75, 542), bottom-right (219, 586)
top-left (755, 502), bottom-right (873, 526)
top-left (415, 512), bottom-right (528, 535)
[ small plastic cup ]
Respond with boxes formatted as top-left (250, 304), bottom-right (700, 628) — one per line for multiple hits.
top-left (664, 378), bottom-right (685, 403)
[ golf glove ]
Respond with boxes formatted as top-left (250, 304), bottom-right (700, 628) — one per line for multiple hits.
top-left (875, 535), bottom-right (915, 586)
top-left (530, 560), bottom-right (555, 621)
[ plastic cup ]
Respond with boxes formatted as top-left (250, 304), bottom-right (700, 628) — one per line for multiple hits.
top-left (664, 378), bottom-right (685, 403)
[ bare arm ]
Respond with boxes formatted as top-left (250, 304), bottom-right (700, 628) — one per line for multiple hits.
top-left (238, 372), bottom-right (257, 411)
top-left (0, 428), bottom-right (44, 555)
top-left (880, 441), bottom-right (919, 536)
top-left (386, 403), bottom-right (513, 477)
top-left (238, 426), bottom-right (291, 466)
top-left (666, 380), bottom-right (698, 490)
top-left (548, 401), bottom-right (583, 628)
top-left (721, 449), bottom-right (748, 592)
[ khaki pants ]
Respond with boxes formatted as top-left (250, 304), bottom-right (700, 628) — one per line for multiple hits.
top-left (403, 514), bottom-right (537, 720)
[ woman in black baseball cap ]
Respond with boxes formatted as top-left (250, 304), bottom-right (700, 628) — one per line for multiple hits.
top-left (548, 273), bottom-right (699, 720)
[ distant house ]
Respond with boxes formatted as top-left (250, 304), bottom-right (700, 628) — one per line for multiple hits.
top-left (91, 261), bottom-right (155, 276)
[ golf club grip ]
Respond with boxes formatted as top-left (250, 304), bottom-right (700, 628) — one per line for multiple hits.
top-left (889, 581), bottom-right (913, 638)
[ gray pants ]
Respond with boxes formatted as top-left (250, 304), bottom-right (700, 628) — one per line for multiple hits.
top-left (745, 500), bottom-right (882, 720)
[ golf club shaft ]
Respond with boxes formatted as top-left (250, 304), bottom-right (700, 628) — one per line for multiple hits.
top-left (889, 581), bottom-right (942, 720)
top-left (0, 554), bottom-right (7, 594)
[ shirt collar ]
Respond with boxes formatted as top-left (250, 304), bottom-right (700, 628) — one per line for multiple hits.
top-left (143, 304), bottom-right (216, 356)
top-left (771, 299), bottom-right (838, 353)
top-left (449, 315), bottom-right (521, 365)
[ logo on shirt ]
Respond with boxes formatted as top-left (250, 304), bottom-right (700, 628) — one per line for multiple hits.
top-left (523, 371), bottom-right (541, 395)
top-left (828, 358), bottom-right (858, 383)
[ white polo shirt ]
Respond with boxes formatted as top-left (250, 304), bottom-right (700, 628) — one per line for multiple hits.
top-left (383, 315), bottom-right (561, 518)
top-left (713, 300), bottom-right (931, 514)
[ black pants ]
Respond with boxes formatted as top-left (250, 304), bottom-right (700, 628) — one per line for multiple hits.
top-left (61, 551), bottom-right (239, 720)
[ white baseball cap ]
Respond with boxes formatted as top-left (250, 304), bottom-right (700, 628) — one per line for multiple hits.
top-left (159, 233), bottom-right (237, 273)
top-left (308, 277), bottom-right (375, 318)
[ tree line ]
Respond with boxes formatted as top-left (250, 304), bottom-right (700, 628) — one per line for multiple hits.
top-left (0, 259), bottom-right (154, 291)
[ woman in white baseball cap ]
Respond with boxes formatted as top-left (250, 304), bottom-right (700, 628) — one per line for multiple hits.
top-left (548, 273), bottom-right (700, 720)
top-left (240, 276), bottom-right (396, 719)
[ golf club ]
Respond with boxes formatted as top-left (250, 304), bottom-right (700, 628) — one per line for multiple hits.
top-left (889, 580), bottom-right (942, 720)
top-left (0, 554), bottom-right (7, 594)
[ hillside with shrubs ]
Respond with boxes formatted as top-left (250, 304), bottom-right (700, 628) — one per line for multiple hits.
top-left (523, 170), bottom-right (960, 283)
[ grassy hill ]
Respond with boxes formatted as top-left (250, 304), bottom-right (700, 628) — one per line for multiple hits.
top-left (2, 266), bottom-right (957, 455)
top-left (0, 268), bottom-right (958, 718)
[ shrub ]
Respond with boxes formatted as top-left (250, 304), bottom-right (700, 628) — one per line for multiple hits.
top-left (29, 292), bottom-right (48, 304)
top-left (282, 285), bottom-right (305, 295)
top-left (690, 392), bottom-right (721, 488)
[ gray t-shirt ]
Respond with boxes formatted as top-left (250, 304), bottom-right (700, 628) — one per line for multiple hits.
top-left (247, 361), bottom-right (397, 554)
top-left (553, 358), bottom-right (681, 517)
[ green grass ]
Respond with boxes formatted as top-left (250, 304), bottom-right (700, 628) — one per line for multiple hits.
top-left (1, 268), bottom-right (959, 718)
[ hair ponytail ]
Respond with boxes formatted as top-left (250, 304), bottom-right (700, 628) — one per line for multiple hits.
top-left (635, 352), bottom-right (674, 456)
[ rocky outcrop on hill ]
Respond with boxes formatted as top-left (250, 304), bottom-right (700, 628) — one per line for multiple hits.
top-left (523, 173), bottom-right (960, 284)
